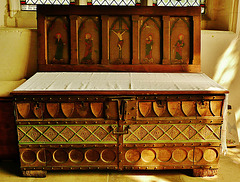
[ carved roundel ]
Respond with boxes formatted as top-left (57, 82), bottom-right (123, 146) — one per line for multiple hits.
top-left (188, 149), bottom-right (203, 162)
top-left (172, 149), bottom-right (187, 162)
top-left (204, 149), bottom-right (218, 162)
top-left (85, 149), bottom-right (100, 162)
top-left (21, 150), bottom-right (37, 164)
top-left (125, 149), bottom-right (141, 163)
top-left (69, 149), bottom-right (84, 163)
top-left (141, 149), bottom-right (156, 163)
top-left (37, 149), bottom-right (52, 163)
top-left (53, 149), bottom-right (69, 163)
top-left (157, 149), bottom-right (172, 162)
top-left (101, 149), bottom-right (116, 163)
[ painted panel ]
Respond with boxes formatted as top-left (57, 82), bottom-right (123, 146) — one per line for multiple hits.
top-left (109, 16), bottom-right (131, 64)
top-left (47, 16), bottom-right (70, 64)
top-left (78, 16), bottom-right (100, 64)
top-left (170, 17), bottom-right (191, 64)
top-left (140, 17), bottom-right (161, 64)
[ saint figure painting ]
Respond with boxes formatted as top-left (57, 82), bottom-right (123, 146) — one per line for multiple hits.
top-left (145, 34), bottom-right (153, 61)
top-left (54, 33), bottom-right (65, 61)
top-left (82, 33), bottom-right (94, 64)
top-left (174, 34), bottom-right (185, 60)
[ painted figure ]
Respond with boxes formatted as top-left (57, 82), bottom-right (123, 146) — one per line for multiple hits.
top-left (145, 34), bottom-right (153, 59)
top-left (54, 33), bottom-right (64, 61)
top-left (112, 29), bottom-right (127, 60)
top-left (82, 33), bottom-right (93, 63)
top-left (175, 34), bottom-right (185, 60)
top-left (112, 30), bottom-right (127, 51)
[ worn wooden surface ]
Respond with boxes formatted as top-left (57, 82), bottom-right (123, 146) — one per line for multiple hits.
top-left (14, 94), bottom-right (224, 177)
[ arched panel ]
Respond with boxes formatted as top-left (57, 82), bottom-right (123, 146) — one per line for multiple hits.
top-left (47, 16), bottom-right (70, 64)
top-left (109, 16), bottom-right (131, 64)
top-left (170, 17), bottom-right (191, 65)
top-left (140, 17), bottom-right (161, 64)
top-left (78, 16), bottom-right (100, 64)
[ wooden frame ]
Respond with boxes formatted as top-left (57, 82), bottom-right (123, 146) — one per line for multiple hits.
top-left (37, 5), bottom-right (201, 72)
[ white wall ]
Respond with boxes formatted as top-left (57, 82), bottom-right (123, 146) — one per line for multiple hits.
top-left (202, 30), bottom-right (240, 142)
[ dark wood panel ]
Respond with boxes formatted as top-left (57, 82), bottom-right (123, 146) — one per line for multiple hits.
top-left (0, 98), bottom-right (18, 159)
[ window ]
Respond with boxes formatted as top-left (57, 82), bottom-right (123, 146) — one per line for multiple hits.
top-left (156, 0), bottom-right (206, 14)
top-left (157, 0), bottom-right (200, 7)
top-left (20, 0), bottom-right (75, 11)
top-left (90, 0), bottom-right (138, 6)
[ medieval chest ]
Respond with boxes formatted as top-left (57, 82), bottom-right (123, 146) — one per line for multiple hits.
top-left (12, 5), bottom-right (228, 177)
top-left (12, 72), bottom-right (228, 177)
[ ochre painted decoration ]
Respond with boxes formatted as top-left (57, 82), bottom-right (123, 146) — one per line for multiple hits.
top-left (78, 16), bottom-right (100, 64)
top-left (47, 16), bottom-right (70, 64)
top-left (170, 17), bottom-right (191, 64)
top-left (109, 16), bottom-right (130, 64)
top-left (140, 17), bottom-right (161, 64)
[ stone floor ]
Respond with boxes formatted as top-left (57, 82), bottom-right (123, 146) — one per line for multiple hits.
top-left (0, 146), bottom-right (239, 182)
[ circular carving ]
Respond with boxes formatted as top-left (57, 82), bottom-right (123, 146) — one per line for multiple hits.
top-left (45, 150), bottom-right (53, 163)
top-left (53, 149), bottom-right (68, 163)
top-left (125, 149), bottom-right (141, 163)
top-left (38, 149), bottom-right (52, 163)
top-left (172, 149), bottom-right (187, 162)
top-left (204, 149), bottom-right (218, 162)
top-left (69, 149), bottom-right (84, 163)
top-left (157, 149), bottom-right (172, 162)
top-left (85, 149), bottom-right (100, 162)
top-left (101, 149), bottom-right (116, 163)
top-left (188, 149), bottom-right (203, 162)
top-left (21, 150), bottom-right (36, 164)
top-left (141, 149), bottom-right (155, 163)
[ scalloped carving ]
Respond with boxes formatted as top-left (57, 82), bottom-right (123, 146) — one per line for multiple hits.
top-left (139, 102), bottom-right (152, 117)
top-left (33, 103), bottom-right (44, 119)
top-left (210, 101), bottom-right (223, 116)
top-left (182, 101), bottom-right (197, 116)
top-left (61, 103), bottom-right (74, 118)
top-left (17, 103), bottom-right (31, 118)
top-left (46, 103), bottom-right (60, 118)
top-left (197, 101), bottom-right (212, 116)
top-left (90, 102), bottom-right (103, 118)
top-left (167, 101), bottom-right (185, 117)
top-left (153, 101), bottom-right (166, 117)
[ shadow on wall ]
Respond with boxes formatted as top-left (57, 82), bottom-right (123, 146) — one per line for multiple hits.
top-left (213, 36), bottom-right (240, 143)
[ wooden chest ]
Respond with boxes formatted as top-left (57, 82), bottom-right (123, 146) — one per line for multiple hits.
top-left (12, 5), bottom-right (228, 177)
top-left (12, 72), bottom-right (227, 177)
